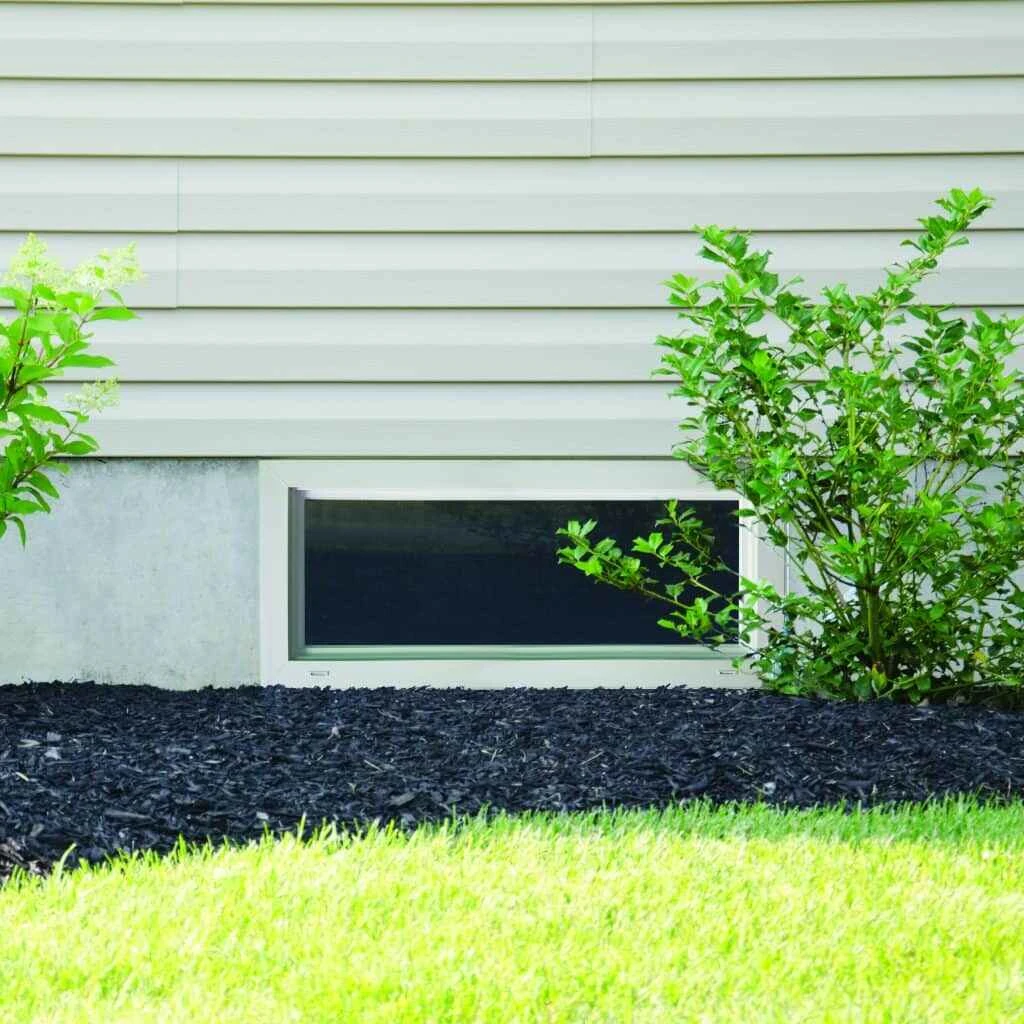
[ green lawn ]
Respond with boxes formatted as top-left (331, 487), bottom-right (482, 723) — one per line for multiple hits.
top-left (2, 802), bottom-right (1024, 1023)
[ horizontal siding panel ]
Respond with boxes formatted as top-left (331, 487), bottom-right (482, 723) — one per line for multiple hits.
top-left (7, 78), bottom-right (1022, 159)
top-left (3, 6), bottom-right (592, 81)
top-left (178, 155), bottom-right (1024, 232)
top-left (0, 81), bottom-right (590, 157)
top-left (50, 382), bottom-right (680, 456)
top-left (5, 3), bottom-right (1014, 82)
top-left (0, 158), bottom-right (176, 231)
top-left (19, 231), bottom-right (1021, 312)
top-left (593, 79), bottom-right (1024, 156)
top-left (75, 307), bottom-right (1024, 383)
top-left (594, 2), bottom-right (1022, 79)
top-left (174, 231), bottom-right (1024, 307)
top-left (4, 155), bottom-right (1021, 234)
top-left (82, 309), bottom-right (678, 381)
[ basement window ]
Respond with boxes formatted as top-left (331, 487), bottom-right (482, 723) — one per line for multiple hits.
top-left (304, 497), bottom-right (738, 647)
top-left (260, 460), bottom-right (772, 687)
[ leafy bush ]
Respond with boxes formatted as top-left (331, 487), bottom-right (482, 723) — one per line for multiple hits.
top-left (558, 189), bottom-right (1024, 703)
top-left (0, 235), bottom-right (141, 544)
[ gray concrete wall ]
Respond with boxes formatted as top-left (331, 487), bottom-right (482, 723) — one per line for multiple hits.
top-left (0, 459), bottom-right (259, 689)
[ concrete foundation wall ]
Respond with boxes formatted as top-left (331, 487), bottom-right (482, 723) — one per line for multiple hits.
top-left (0, 459), bottom-right (259, 690)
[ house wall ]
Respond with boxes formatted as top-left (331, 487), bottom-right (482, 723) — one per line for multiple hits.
top-left (0, 0), bottom-right (1021, 686)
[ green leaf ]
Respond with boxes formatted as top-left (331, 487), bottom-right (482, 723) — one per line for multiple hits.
top-left (14, 404), bottom-right (68, 427)
top-left (28, 471), bottom-right (60, 500)
top-left (59, 354), bottom-right (116, 369)
top-left (0, 286), bottom-right (29, 311)
top-left (89, 307), bottom-right (136, 322)
top-left (59, 439), bottom-right (96, 457)
top-left (15, 365), bottom-right (56, 385)
top-left (55, 292), bottom-right (95, 317)
top-left (4, 498), bottom-right (42, 515)
top-left (24, 488), bottom-right (50, 513)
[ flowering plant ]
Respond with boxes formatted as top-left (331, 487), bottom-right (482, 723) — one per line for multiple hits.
top-left (0, 235), bottom-right (141, 543)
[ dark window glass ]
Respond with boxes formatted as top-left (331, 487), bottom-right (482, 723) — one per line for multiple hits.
top-left (303, 499), bottom-right (738, 647)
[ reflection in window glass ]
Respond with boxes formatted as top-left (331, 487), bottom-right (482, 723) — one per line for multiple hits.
top-left (304, 499), bottom-right (738, 647)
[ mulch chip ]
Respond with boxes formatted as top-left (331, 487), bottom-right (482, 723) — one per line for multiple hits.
top-left (1, 681), bottom-right (1022, 878)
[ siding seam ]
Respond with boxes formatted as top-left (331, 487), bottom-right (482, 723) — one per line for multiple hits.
top-left (588, 4), bottom-right (595, 157)
top-left (175, 158), bottom-right (181, 308)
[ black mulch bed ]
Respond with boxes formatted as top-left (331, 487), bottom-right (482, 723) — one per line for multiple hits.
top-left (2, 681), bottom-right (1023, 878)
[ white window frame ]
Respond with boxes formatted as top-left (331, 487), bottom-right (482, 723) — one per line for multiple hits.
top-left (259, 459), bottom-right (782, 688)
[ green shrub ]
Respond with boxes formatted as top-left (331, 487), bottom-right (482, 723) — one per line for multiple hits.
top-left (0, 235), bottom-right (141, 544)
top-left (558, 189), bottom-right (1024, 704)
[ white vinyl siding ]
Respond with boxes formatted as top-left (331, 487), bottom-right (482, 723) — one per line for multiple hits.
top-left (4, 78), bottom-right (1021, 157)
top-left (0, 0), bottom-right (1020, 457)
top-left (6, 155), bottom-right (1023, 233)
top-left (5, 3), bottom-right (1020, 79)
top-left (56, 306), bottom-right (1024, 385)
top-left (50, 382), bottom-right (682, 456)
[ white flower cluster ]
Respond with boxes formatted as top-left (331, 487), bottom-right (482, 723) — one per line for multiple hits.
top-left (69, 380), bottom-right (120, 416)
top-left (70, 244), bottom-right (144, 297)
top-left (5, 234), bottom-right (143, 298)
top-left (5, 234), bottom-right (63, 289)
